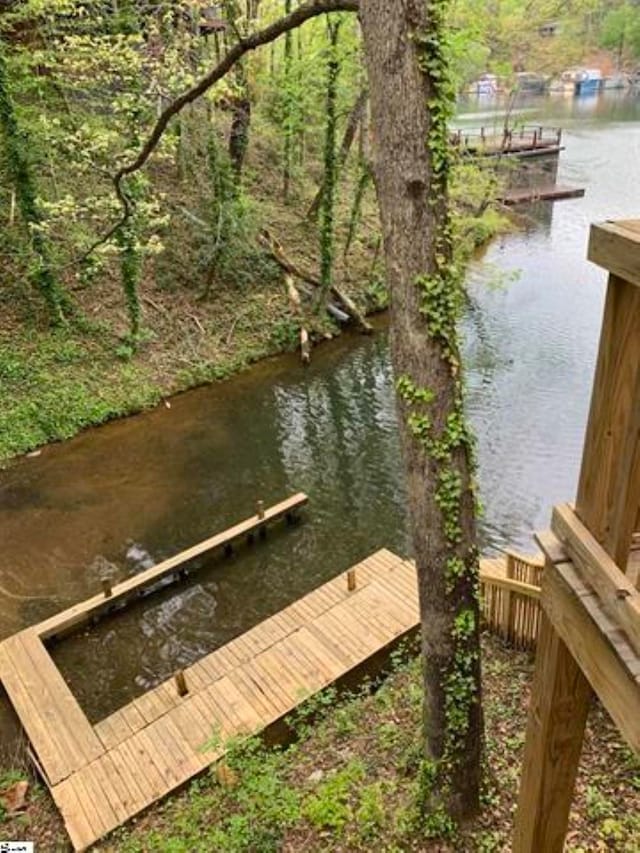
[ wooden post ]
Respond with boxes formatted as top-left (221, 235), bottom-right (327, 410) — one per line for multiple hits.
top-left (256, 500), bottom-right (265, 520)
top-left (101, 578), bottom-right (113, 598)
top-left (515, 221), bottom-right (640, 851)
top-left (347, 569), bottom-right (357, 591)
top-left (174, 670), bottom-right (188, 697)
top-left (503, 554), bottom-right (515, 642)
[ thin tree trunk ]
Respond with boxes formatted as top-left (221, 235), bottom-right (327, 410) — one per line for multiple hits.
top-left (282, 0), bottom-right (294, 200)
top-left (360, 0), bottom-right (482, 823)
top-left (228, 92), bottom-right (251, 177)
top-left (316, 17), bottom-right (341, 311)
top-left (306, 88), bottom-right (368, 220)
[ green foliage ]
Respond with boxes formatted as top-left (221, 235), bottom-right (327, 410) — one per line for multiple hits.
top-left (303, 759), bottom-right (366, 830)
top-left (600, 3), bottom-right (640, 59)
top-left (318, 16), bottom-right (342, 305)
top-left (0, 40), bottom-right (68, 322)
top-left (364, 275), bottom-right (389, 311)
top-left (286, 685), bottom-right (339, 739)
top-left (0, 328), bottom-right (162, 462)
top-left (197, 133), bottom-right (272, 293)
top-left (269, 318), bottom-right (300, 351)
top-left (585, 784), bottom-right (615, 821)
top-left (343, 163), bottom-right (372, 259)
top-left (354, 781), bottom-right (387, 839)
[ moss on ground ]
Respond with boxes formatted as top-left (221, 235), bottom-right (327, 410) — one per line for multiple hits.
top-left (1, 634), bottom-right (637, 851)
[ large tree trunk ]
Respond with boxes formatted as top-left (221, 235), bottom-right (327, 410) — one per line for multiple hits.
top-left (360, 0), bottom-right (483, 823)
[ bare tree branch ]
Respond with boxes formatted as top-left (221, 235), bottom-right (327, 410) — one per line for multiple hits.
top-left (80, 0), bottom-right (359, 262)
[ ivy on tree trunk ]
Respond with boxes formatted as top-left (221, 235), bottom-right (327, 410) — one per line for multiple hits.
top-left (360, 0), bottom-right (483, 827)
top-left (317, 15), bottom-right (341, 311)
top-left (282, 0), bottom-right (294, 200)
top-left (0, 41), bottom-right (67, 324)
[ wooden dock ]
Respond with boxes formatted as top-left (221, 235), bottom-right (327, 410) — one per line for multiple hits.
top-left (0, 549), bottom-right (421, 850)
top-left (37, 492), bottom-right (308, 642)
top-left (500, 184), bottom-right (586, 206)
top-left (0, 494), bottom-right (543, 850)
top-left (453, 124), bottom-right (563, 158)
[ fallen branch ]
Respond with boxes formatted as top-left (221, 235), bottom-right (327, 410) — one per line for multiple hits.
top-left (285, 273), bottom-right (311, 364)
top-left (259, 228), bottom-right (372, 333)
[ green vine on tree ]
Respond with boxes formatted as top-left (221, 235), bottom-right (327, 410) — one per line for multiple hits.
top-left (316, 14), bottom-right (342, 312)
top-left (0, 40), bottom-right (69, 324)
top-left (396, 0), bottom-right (483, 829)
top-left (282, 0), bottom-right (294, 200)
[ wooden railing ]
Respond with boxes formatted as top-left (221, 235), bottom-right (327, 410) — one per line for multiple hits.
top-left (480, 551), bottom-right (544, 650)
top-left (451, 124), bottom-right (563, 155)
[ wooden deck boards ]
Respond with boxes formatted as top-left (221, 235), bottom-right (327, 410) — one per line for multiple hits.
top-left (0, 541), bottom-right (522, 851)
top-left (0, 548), bottom-right (419, 851)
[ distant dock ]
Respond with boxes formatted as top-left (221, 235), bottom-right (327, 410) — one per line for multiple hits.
top-left (500, 184), bottom-right (586, 206)
top-left (453, 124), bottom-right (563, 158)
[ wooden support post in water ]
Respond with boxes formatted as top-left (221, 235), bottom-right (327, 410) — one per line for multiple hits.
top-left (174, 670), bottom-right (188, 697)
top-left (347, 569), bottom-right (357, 591)
top-left (101, 578), bottom-right (113, 598)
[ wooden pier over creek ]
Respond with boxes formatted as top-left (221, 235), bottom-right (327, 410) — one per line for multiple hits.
top-left (0, 493), bottom-right (543, 851)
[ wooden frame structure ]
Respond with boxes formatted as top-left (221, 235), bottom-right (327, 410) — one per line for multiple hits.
top-left (514, 220), bottom-right (640, 851)
top-left (480, 550), bottom-right (543, 650)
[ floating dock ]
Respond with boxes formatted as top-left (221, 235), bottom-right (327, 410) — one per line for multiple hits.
top-left (0, 495), bottom-right (542, 851)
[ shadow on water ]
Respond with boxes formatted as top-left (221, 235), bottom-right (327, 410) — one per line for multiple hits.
top-left (1, 93), bottom-right (640, 743)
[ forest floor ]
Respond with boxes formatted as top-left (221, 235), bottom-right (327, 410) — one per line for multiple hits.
top-left (1, 633), bottom-right (638, 852)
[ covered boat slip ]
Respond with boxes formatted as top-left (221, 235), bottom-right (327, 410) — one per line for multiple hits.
top-left (0, 491), bottom-right (541, 850)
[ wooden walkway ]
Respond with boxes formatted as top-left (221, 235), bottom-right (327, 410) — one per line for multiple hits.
top-left (0, 548), bottom-right (420, 850)
top-left (0, 511), bottom-right (543, 850)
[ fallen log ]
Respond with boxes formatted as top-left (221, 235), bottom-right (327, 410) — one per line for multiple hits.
top-left (284, 272), bottom-right (311, 364)
top-left (259, 229), bottom-right (372, 334)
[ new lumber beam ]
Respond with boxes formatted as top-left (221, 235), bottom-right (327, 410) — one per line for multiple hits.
top-left (37, 493), bottom-right (308, 641)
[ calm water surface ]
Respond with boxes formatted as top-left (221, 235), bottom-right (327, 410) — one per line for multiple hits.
top-left (1, 93), bottom-right (639, 737)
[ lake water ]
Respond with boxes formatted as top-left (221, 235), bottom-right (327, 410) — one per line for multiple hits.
top-left (1, 92), bottom-right (639, 740)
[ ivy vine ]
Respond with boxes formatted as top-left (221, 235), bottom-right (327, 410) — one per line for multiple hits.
top-left (397, 0), bottom-right (483, 826)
